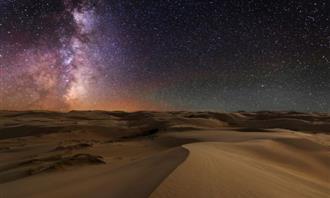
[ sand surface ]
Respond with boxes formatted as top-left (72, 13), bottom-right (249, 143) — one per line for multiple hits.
top-left (0, 111), bottom-right (329, 197)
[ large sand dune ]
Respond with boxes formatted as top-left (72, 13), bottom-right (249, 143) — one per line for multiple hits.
top-left (0, 111), bottom-right (329, 197)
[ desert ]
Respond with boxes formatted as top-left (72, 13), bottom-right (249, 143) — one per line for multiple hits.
top-left (0, 111), bottom-right (329, 198)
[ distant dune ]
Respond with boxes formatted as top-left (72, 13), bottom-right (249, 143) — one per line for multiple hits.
top-left (0, 111), bottom-right (329, 197)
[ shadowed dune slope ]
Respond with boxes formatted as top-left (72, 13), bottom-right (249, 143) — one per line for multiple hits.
top-left (0, 147), bottom-right (188, 198)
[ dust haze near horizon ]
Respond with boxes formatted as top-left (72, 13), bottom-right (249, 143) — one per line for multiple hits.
top-left (0, 0), bottom-right (329, 112)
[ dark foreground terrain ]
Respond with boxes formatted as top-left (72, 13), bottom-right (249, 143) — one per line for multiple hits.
top-left (0, 111), bottom-right (329, 198)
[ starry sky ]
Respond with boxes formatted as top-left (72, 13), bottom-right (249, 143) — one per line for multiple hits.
top-left (0, 0), bottom-right (329, 112)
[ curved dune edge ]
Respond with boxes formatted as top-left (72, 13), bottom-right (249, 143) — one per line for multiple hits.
top-left (0, 147), bottom-right (189, 198)
top-left (150, 140), bottom-right (330, 198)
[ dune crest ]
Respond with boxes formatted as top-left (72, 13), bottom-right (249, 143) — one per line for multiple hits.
top-left (151, 140), bottom-right (329, 198)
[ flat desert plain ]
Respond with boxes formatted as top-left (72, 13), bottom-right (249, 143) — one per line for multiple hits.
top-left (0, 111), bottom-right (329, 198)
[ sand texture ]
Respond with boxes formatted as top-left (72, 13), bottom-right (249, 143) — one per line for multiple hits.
top-left (0, 111), bottom-right (329, 197)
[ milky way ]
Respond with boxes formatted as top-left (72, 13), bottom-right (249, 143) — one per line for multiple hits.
top-left (1, 0), bottom-right (114, 110)
top-left (61, 1), bottom-right (103, 108)
top-left (0, 0), bottom-right (329, 112)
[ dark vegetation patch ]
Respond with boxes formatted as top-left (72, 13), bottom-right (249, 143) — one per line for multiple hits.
top-left (122, 128), bottom-right (160, 139)
top-left (0, 126), bottom-right (64, 140)
top-left (0, 154), bottom-right (105, 184)
top-left (237, 128), bottom-right (272, 132)
top-left (52, 143), bottom-right (93, 152)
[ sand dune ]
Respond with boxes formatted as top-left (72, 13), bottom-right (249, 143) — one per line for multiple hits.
top-left (151, 140), bottom-right (329, 198)
top-left (0, 111), bottom-right (329, 197)
top-left (0, 147), bottom-right (188, 198)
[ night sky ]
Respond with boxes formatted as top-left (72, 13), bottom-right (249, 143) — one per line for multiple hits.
top-left (0, 0), bottom-right (329, 112)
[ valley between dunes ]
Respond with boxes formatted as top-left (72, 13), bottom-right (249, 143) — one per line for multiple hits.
top-left (0, 111), bottom-right (329, 198)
